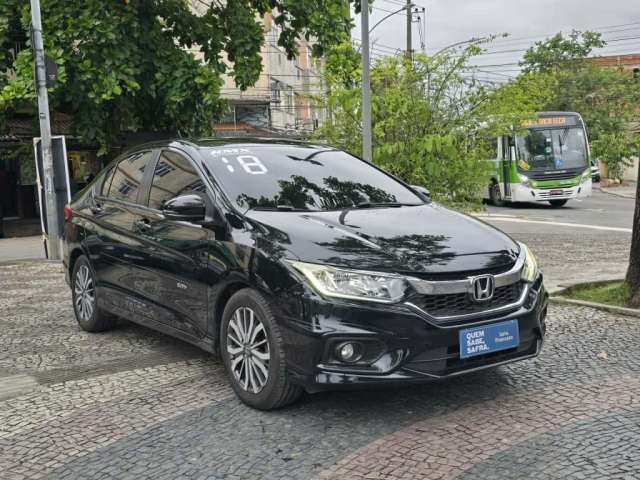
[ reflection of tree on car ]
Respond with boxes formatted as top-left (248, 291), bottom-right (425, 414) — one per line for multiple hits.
top-left (236, 175), bottom-right (401, 211)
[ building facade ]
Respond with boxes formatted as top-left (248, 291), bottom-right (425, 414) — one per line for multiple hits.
top-left (189, 4), bottom-right (327, 137)
top-left (590, 53), bottom-right (640, 75)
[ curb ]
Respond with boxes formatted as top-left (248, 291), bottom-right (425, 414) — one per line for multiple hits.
top-left (596, 186), bottom-right (636, 200)
top-left (550, 296), bottom-right (640, 318)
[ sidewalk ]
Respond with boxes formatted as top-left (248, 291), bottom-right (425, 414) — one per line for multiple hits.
top-left (0, 236), bottom-right (46, 263)
top-left (598, 181), bottom-right (637, 199)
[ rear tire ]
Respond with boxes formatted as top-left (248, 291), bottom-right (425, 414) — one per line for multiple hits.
top-left (71, 255), bottom-right (116, 332)
top-left (549, 200), bottom-right (568, 208)
top-left (220, 288), bottom-right (303, 410)
top-left (489, 182), bottom-right (505, 207)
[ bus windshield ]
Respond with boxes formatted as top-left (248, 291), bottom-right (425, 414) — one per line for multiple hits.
top-left (515, 127), bottom-right (588, 172)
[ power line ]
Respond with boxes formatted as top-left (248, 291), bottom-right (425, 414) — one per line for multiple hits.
top-left (431, 21), bottom-right (640, 51)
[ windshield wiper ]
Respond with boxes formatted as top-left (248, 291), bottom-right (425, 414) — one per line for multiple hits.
top-left (353, 202), bottom-right (420, 209)
top-left (252, 205), bottom-right (315, 212)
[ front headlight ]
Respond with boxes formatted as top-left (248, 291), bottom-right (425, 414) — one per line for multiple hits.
top-left (518, 174), bottom-right (530, 187)
top-left (289, 261), bottom-right (410, 303)
top-left (519, 242), bottom-right (539, 283)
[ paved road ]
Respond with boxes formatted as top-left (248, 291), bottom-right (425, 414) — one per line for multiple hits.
top-left (484, 188), bottom-right (635, 230)
top-left (1, 260), bottom-right (640, 479)
top-left (479, 189), bottom-right (633, 293)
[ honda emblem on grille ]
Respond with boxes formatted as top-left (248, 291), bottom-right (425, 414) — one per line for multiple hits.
top-left (470, 275), bottom-right (495, 302)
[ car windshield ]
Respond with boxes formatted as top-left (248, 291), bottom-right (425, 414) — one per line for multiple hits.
top-left (202, 144), bottom-right (423, 211)
top-left (515, 127), bottom-right (588, 172)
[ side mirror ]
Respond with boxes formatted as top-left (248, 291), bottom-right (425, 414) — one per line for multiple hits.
top-left (411, 185), bottom-right (431, 202)
top-left (162, 194), bottom-right (206, 222)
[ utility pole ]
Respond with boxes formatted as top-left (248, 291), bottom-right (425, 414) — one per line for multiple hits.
top-left (361, 2), bottom-right (372, 162)
top-left (30, 0), bottom-right (60, 259)
top-left (405, 0), bottom-right (413, 60)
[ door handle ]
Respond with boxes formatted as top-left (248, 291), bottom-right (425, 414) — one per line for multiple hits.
top-left (135, 218), bottom-right (151, 231)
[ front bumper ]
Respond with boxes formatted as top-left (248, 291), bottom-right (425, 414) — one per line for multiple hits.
top-left (510, 182), bottom-right (591, 203)
top-left (281, 276), bottom-right (548, 392)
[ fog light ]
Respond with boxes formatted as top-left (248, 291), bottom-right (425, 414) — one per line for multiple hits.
top-left (336, 342), bottom-right (362, 363)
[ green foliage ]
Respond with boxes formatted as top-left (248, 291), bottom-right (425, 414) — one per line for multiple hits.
top-left (315, 41), bottom-right (540, 209)
top-left (563, 281), bottom-right (631, 307)
top-left (592, 131), bottom-right (639, 180)
top-left (521, 30), bottom-right (604, 73)
top-left (0, 0), bottom-right (353, 154)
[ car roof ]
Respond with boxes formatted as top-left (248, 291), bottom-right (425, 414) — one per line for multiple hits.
top-left (128, 137), bottom-right (334, 153)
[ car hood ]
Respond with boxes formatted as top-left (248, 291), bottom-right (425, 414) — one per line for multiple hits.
top-left (246, 204), bottom-right (519, 275)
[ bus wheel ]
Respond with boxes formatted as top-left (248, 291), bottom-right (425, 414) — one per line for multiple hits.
top-left (549, 200), bottom-right (568, 208)
top-left (489, 182), bottom-right (504, 207)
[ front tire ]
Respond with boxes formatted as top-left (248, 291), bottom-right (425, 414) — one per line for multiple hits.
top-left (549, 199), bottom-right (568, 208)
top-left (71, 255), bottom-right (116, 332)
top-left (220, 288), bottom-right (303, 410)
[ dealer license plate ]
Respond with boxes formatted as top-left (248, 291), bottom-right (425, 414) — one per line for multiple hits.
top-left (459, 320), bottom-right (519, 359)
top-left (550, 189), bottom-right (563, 196)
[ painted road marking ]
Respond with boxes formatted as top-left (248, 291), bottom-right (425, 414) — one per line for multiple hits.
top-left (475, 215), bottom-right (632, 233)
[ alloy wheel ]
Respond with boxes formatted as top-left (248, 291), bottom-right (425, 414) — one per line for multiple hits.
top-left (74, 264), bottom-right (95, 322)
top-left (226, 307), bottom-right (270, 394)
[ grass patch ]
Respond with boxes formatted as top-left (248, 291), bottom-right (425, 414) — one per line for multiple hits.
top-left (563, 281), bottom-right (632, 307)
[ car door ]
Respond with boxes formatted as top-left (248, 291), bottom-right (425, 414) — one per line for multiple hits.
top-left (130, 149), bottom-right (212, 337)
top-left (86, 150), bottom-right (155, 318)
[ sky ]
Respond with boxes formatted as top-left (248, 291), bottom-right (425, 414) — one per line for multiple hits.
top-left (352, 0), bottom-right (640, 83)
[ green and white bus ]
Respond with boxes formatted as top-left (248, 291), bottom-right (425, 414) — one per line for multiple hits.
top-left (487, 112), bottom-right (592, 208)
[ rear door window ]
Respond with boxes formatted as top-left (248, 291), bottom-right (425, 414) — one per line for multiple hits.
top-left (101, 165), bottom-right (116, 196)
top-left (107, 151), bottom-right (153, 203)
top-left (147, 151), bottom-right (206, 210)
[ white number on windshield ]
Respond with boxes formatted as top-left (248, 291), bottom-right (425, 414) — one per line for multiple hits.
top-left (220, 155), bottom-right (268, 175)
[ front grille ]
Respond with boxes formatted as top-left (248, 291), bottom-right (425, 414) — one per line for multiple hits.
top-left (529, 171), bottom-right (581, 181)
top-left (407, 262), bottom-right (515, 281)
top-left (409, 282), bottom-right (523, 319)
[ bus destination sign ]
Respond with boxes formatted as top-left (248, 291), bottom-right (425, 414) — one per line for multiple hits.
top-left (523, 116), bottom-right (579, 128)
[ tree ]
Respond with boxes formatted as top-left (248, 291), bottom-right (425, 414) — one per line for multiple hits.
top-left (315, 41), bottom-right (541, 208)
top-left (627, 167), bottom-right (640, 307)
top-left (520, 30), bottom-right (604, 73)
top-left (0, 0), bottom-right (353, 154)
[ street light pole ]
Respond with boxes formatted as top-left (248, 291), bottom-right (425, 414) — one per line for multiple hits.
top-left (29, 0), bottom-right (60, 259)
top-left (406, 0), bottom-right (413, 59)
top-left (361, 3), bottom-right (372, 162)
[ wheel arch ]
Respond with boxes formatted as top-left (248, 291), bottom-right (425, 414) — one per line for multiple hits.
top-left (211, 280), bottom-right (253, 353)
top-left (68, 247), bottom-right (87, 277)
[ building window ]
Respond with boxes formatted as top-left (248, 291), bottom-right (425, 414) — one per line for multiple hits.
top-left (285, 88), bottom-right (294, 109)
top-left (271, 80), bottom-right (281, 101)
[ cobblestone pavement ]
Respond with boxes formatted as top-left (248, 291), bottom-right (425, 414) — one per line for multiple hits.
top-left (1, 259), bottom-right (639, 479)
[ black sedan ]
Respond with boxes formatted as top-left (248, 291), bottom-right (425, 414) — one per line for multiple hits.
top-left (63, 139), bottom-right (548, 410)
